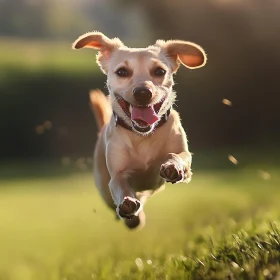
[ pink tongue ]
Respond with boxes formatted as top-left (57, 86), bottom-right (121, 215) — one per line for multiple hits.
top-left (131, 106), bottom-right (159, 125)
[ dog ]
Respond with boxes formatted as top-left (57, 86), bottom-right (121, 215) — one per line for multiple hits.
top-left (72, 31), bottom-right (206, 229)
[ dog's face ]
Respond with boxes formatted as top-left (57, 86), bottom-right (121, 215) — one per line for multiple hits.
top-left (106, 46), bottom-right (177, 134)
top-left (73, 32), bottom-right (206, 135)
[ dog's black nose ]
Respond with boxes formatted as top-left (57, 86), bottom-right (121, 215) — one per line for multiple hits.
top-left (133, 87), bottom-right (152, 105)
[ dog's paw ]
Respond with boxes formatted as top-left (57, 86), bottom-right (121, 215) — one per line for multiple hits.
top-left (116, 196), bottom-right (142, 219)
top-left (160, 161), bottom-right (184, 183)
top-left (160, 160), bottom-right (191, 184)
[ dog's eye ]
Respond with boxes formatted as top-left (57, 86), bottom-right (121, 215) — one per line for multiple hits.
top-left (154, 67), bottom-right (166, 77)
top-left (115, 68), bottom-right (129, 77)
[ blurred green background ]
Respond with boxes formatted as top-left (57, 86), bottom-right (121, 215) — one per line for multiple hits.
top-left (0, 1), bottom-right (280, 279)
top-left (1, 0), bottom-right (279, 159)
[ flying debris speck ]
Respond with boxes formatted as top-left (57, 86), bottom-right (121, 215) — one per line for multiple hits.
top-left (258, 170), bottom-right (271, 180)
top-left (43, 120), bottom-right (52, 130)
top-left (76, 158), bottom-right (87, 171)
top-left (135, 258), bottom-right (144, 270)
top-left (147, 260), bottom-right (152, 265)
top-left (263, 269), bottom-right (271, 277)
top-left (228, 155), bottom-right (238, 165)
top-left (222, 99), bottom-right (232, 106)
top-left (36, 125), bottom-right (44, 135)
top-left (231, 261), bottom-right (240, 269)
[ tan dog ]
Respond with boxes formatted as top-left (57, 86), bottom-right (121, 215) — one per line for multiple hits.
top-left (73, 32), bottom-right (206, 229)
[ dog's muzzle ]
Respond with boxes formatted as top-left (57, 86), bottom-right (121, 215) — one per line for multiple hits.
top-left (133, 87), bottom-right (152, 106)
top-left (114, 93), bottom-right (169, 134)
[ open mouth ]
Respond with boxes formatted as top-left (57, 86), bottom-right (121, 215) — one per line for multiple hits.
top-left (115, 94), bottom-right (165, 133)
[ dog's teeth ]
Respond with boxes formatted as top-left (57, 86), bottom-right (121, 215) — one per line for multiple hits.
top-left (129, 105), bottom-right (132, 113)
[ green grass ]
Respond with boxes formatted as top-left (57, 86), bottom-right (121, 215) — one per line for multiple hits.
top-left (0, 162), bottom-right (280, 280)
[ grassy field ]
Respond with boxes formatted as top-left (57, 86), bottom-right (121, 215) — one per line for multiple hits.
top-left (1, 37), bottom-right (279, 279)
top-left (0, 157), bottom-right (279, 280)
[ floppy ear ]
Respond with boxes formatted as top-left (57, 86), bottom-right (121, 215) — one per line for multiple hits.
top-left (156, 40), bottom-right (207, 72)
top-left (72, 31), bottom-right (124, 74)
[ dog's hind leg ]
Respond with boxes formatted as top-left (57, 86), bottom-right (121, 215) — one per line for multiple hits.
top-left (124, 210), bottom-right (146, 229)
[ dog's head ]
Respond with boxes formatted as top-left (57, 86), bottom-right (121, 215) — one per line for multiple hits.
top-left (73, 31), bottom-right (206, 135)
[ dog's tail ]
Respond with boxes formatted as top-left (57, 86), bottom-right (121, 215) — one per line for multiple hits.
top-left (89, 89), bottom-right (112, 132)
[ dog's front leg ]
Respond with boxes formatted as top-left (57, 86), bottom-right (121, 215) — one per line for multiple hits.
top-left (109, 173), bottom-right (142, 219)
top-left (160, 152), bottom-right (192, 184)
